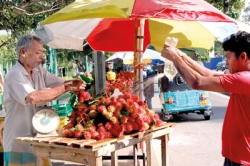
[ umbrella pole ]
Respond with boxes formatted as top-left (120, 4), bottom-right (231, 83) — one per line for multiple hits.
top-left (133, 19), bottom-right (139, 98)
top-left (133, 18), bottom-right (145, 101)
top-left (139, 18), bottom-right (145, 101)
top-left (132, 18), bottom-right (146, 166)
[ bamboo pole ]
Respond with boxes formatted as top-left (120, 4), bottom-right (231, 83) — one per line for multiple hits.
top-left (139, 18), bottom-right (145, 100)
top-left (133, 18), bottom-right (145, 100)
top-left (133, 19), bottom-right (139, 97)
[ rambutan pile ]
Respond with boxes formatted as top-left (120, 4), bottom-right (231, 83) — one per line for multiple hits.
top-left (106, 71), bottom-right (134, 95)
top-left (63, 71), bottom-right (164, 140)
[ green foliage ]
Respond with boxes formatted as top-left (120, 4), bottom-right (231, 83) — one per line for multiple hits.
top-left (180, 48), bottom-right (211, 62)
top-left (0, 35), bottom-right (17, 61)
top-left (205, 0), bottom-right (245, 59)
top-left (206, 0), bottom-right (245, 19)
top-left (56, 49), bottom-right (86, 73)
top-left (0, 0), bottom-right (74, 48)
top-left (242, 1), bottom-right (250, 23)
top-left (214, 41), bottom-right (225, 57)
top-left (0, 0), bottom-right (74, 72)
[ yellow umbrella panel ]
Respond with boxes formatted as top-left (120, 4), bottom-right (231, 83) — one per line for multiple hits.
top-left (149, 19), bottom-right (216, 51)
top-left (41, 0), bottom-right (134, 24)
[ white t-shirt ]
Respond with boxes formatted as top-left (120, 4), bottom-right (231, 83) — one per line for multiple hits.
top-left (3, 61), bottom-right (64, 153)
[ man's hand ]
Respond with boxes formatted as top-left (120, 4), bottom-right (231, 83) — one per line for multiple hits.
top-left (161, 44), bottom-right (183, 61)
top-left (64, 78), bottom-right (87, 92)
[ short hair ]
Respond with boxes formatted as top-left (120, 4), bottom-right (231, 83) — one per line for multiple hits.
top-left (16, 34), bottom-right (42, 57)
top-left (222, 31), bottom-right (250, 59)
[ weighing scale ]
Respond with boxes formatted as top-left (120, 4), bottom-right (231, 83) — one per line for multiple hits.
top-left (32, 106), bottom-right (60, 138)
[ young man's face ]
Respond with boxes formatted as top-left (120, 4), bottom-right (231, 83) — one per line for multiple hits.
top-left (225, 51), bottom-right (240, 74)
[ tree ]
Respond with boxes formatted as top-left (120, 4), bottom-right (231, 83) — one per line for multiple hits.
top-left (56, 50), bottom-right (88, 73)
top-left (206, 0), bottom-right (245, 19)
top-left (242, 2), bottom-right (250, 24)
top-left (0, 35), bottom-right (17, 61)
top-left (0, 0), bottom-right (77, 76)
top-left (214, 41), bottom-right (225, 56)
top-left (0, 0), bottom-right (74, 48)
top-left (55, 43), bottom-right (113, 74)
top-left (205, 0), bottom-right (245, 57)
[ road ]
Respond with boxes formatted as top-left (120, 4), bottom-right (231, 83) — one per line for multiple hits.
top-left (163, 92), bottom-right (229, 166)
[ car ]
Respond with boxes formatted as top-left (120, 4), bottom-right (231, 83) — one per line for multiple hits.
top-left (216, 60), bottom-right (228, 71)
top-left (158, 63), bottom-right (213, 121)
top-left (143, 65), bottom-right (155, 78)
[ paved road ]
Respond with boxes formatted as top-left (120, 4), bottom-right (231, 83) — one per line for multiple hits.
top-left (165, 92), bottom-right (229, 166)
top-left (150, 74), bottom-right (229, 166)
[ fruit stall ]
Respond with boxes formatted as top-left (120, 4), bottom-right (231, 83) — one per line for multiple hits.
top-left (15, 71), bottom-right (175, 166)
top-left (16, 122), bottom-right (174, 166)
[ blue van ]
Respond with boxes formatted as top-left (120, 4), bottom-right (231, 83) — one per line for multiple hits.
top-left (158, 63), bottom-right (212, 121)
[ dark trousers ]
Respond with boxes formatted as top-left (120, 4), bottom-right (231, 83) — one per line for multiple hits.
top-left (224, 158), bottom-right (244, 166)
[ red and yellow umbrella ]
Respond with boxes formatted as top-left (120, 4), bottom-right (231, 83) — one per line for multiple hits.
top-left (36, 0), bottom-right (238, 99)
top-left (37, 0), bottom-right (237, 52)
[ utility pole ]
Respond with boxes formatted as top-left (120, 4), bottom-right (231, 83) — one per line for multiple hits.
top-left (224, 0), bottom-right (229, 14)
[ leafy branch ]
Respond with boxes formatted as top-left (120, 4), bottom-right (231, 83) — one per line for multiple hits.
top-left (10, 6), bottom-right (61, 16)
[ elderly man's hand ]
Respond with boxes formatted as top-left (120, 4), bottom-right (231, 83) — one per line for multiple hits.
top-left (74, 78), bottom-right (87, 90)
top-left (64, 78), bottom-right (87, 92)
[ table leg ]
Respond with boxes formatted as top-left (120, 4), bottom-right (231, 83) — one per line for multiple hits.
top-left (146, 139), bottom-right (160, 166)
top-left (36, 157), bottom-right (52, 166)
top-left (36, 157), bottom-right (42, 166)
top-left (111, 151), bottom-right (118, 166)
top-left (133, 144), bottom-right (138, 166)
top-left (161, 134), bottom-right (169, 166)
top-left (87, 156), bottom-right (103, 166)
top-left (145, 140), bottom-right (152, 166)
top-left (142, 142), bottom-right (146, 166)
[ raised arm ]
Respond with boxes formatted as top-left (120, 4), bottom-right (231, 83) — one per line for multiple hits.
top-left (177, 50), bottom-right (224, 77)
top-left (161, 45), bottom-right (226, 92)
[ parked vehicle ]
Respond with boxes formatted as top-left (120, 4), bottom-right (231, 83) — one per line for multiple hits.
top-left (216, 60), bottom-right (228, 71)
top-left (143, 65), bottom-right (155, 77)
top-left (158, 63), bottom-right (213, 121)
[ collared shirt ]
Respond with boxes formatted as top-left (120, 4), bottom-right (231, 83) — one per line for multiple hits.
top-left (3, 61), bottom-right (64, 153)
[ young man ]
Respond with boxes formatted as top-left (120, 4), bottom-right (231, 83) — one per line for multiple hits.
top-left (161, 31), bottom-right (250, 166)
top-left (3, 34), bottom-right (86, 165)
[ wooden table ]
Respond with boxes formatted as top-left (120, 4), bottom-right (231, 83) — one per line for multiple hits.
top-left (15, 122), bottom-right (175, 166)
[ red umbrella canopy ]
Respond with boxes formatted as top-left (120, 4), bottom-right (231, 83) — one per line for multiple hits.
top-left (131, 0), bottom-right (233, 22)
top-left (86, 19), bottom-right (151, 52)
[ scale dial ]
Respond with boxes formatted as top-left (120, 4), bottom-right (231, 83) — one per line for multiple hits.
top-left (32, 108), bottom-right (60, 134)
